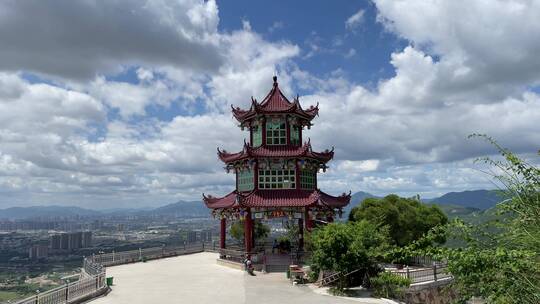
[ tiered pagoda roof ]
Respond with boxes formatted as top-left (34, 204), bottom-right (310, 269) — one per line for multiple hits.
top-left (203, 189), bottom-right (351, 209)
top-left (217, 140), bottom-right (334, 164)
top-left (232, 76), bottom-right (319, 124)
top-left (202, 75), bottom-right (350, 215)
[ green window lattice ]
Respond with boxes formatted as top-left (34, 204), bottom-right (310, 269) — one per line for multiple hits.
top-left (237, 170), bottom-right (254, 192)
top-left (266, 119), bottom-right (286, 145)
top-left (300, 169), bottom-right (316, 189)
top-left (252, 125), bottom-right (262, 147)
top-left (290, 125), bottom-right (300, 145)
top-left (258, 169), bottom-right (296, 189)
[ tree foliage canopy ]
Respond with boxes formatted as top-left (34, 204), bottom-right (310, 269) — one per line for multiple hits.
top-left (349, 194), bottom-right (448, 247)
top-left (310, 220), bottom-right (392, 288)
top-left (445, 135), bottom-right (540, 303)
top-left (404, 135), bottom-right (540, 303)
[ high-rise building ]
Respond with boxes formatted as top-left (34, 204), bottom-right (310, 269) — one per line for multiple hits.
top-left (50, 231), bottom-right (92, 251)
top-left (50, 234), bottom-right (62, 250)
top-left (60, 233), bottom-right (69, 249)
top-left (82, 231), bottom-right (92, 248)
top-left (68, 231), bottom-right (82, 250)
top-left (29, 245), bottom-right (49, 260)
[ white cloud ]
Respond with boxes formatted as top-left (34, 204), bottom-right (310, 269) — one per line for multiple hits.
top-left (207, 27), bottom-right (300, 112)
top-left (344, 48), bottom-right (357, 58)
top-left (300, 0), bottom-right (540, 196)
top-left (0, 0), bottom-right (223, 80)
top-left (268, 21), bottom-right (284, 33)
top-left (338, 160), bottom-right (380, 173)
top-left (0, 0), bottom-right (539, 208)
top-left (345, 9), bottom-right (365, 31)
top-left (373, 0), bottom-right (540, 99)
top-left (87, 74), bottom-right (205, 119)
top-left (0, 10), bottom-right (301, 208)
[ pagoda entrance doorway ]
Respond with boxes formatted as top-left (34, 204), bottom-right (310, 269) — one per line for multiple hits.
top-left (252, 209), bottom-right (306, 254)
top-left (215, 206), bottom-right (338, 256)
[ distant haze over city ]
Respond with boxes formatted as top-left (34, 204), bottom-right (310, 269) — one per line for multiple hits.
top-left (0, 0), bottom-right (539, 209)
top-left (0, 189), bottom-right (503, 220)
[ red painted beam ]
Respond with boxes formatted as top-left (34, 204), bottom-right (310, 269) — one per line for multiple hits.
top-left (244, 209), bottom-right (253, 253)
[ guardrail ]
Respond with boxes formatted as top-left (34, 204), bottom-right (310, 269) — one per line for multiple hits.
top-left (13, 243), bottom-right (206, 304)
top-left (218, 247), bottom-right (309, 273)
top-left (14, 256), bottom-right (106, 304)
top-left (388, 263), bottom-right (452, 284)
top-left (90, 243), bottom-right (204, 267)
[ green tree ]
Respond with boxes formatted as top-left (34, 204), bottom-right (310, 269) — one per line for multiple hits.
top-left (310, 220), bottom-right (392, 289)
top-left (349, 194), bottom-right (448, 247)
top-left (407, 135), bottom-right (540, 303)
top-left (229, 220), bottom-right (270, 244)
top-left (446, 135), bottom-right (540, 303)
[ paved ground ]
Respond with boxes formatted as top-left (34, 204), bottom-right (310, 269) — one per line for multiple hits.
top-left (91, 252), bottom-right (389, 304)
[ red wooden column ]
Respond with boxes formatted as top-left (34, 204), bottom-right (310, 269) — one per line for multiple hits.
top-left (220, 218), bottom-right (226, 249)
top-left (250, 213), bottom-right (254, 253)
top-left (304, 208), bottom-right (313, 231)
top-left (252, 219), bottom-right (256, 250)
top-left (244, 209), bottom-right (253, 253)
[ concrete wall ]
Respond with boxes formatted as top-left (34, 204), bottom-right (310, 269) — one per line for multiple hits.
top-left (403, 279), bottom-right (457, 304)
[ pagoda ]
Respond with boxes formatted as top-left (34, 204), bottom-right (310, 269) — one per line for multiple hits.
top-left (203, 76), bottom-right (350, 254)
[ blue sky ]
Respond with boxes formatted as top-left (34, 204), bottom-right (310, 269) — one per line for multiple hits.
top-left (218, 1), bottom-right (407, 88)
top-left (0, 0), bottom-right (539, 209)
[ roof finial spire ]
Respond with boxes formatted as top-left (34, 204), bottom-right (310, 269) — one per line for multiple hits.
top-left (273, 75), bottom-right (278, 87)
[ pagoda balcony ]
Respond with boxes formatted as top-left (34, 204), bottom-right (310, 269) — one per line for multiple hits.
top-left (217, 141), bottom-right (333, 164)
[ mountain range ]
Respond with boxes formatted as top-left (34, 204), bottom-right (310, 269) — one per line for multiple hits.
top-left (0, 189), bottom-right (504, 220)
top-left (425, 189), bottom-right (504, 210)
top-left (0, 205), bottom-right (102, 220)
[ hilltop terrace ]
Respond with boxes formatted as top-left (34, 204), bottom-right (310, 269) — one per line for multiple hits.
top-left (91, 252), bottom-right (389, 304)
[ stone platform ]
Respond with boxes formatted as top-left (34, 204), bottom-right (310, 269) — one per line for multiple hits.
top-left (91, 252), bottom-right (389, 304)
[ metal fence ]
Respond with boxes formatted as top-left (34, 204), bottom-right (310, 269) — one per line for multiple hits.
top-left (90, 243), bottom-right (204, 267)
top-left (15, 257), bottom-right (106, 304)
top-left (14, 243), bottom-right (206, 304)
top-left (217, 247), bottom-right (309, 273)
top-left (389, 263), bottom-right (452, 284)
top-left (408, 255), bottom-right (448, 267)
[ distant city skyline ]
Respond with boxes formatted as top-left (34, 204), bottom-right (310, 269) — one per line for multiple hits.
top-left (0, 0), bottom-right (539, 209)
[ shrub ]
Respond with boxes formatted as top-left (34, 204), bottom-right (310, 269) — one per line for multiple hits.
top-left (307, 268), bottom-right (319, 283)
top-left (329, 286), bottom-right (347, 296)
top-left (310, 220), bottom-right (392, 290)
top-left (277, 236), bottom-right (291, 252)
top-left (370, 272), bottom-right (411, 299)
